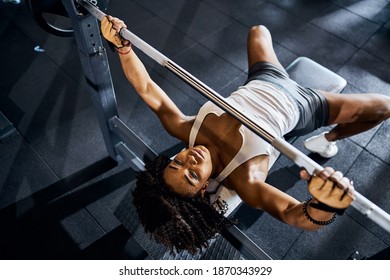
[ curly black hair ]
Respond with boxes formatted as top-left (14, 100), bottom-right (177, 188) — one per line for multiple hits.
top-left (132, 155), bottom-right (235, 255)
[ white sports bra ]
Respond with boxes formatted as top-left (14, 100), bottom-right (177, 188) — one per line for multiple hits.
top-left (188, 80), bottom-right (299, 183)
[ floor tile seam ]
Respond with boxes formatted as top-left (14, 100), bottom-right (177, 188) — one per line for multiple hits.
top-left (131, 2), bottom-right (306, 78)
top-left (0, 139), bottom-right (118, 218)
top-left (332, 2), bottom-right (390, 27)
top-left (140, 41), bottom-right (246, 102)
top-left (192, 20), bottom-right (250, 73)
top-left (251, 2), bottom-right (366, 60)
top-left (333, 48), bottom-right (359, 75)
top-left (362, 147), bottom-right (390, 169)
top-left (42, 51), bottom-right (97, 93)
top-left (271, 126), bottom-right (388, 174)
top-left (281, 230), bottom-right (304, 260)
top-left (322, 1), bottom-right (390, 47)
top-left (331, 44), bottom-right (390, 92)
top-left (181, 19), bottom-right (250, 75)
top-left (200, 0), bottom-right (262, 32)
top-left (17, 14), bottom-right (138, 94)
top-left (133, 14), bottom-right (230, 72)
top-left (346, 132), bottom-right (373, 147)
top-left (342, 139), bottom-right (390, 244)
top-left (135, 0), bottom-right (246, 72)
top-left (26, 137), bottom-right (105, 208)
top-left (196, 39), bottom-right (247, 73)
top-left (266, 22), bottom-right (358, 75)
top-left (3, 131), bottom-right (63, 189)
top-left (345, 213), bottom-right (390, 247)
top-left (343, 138), bottom-right (376, 173)
top-left (28, 43), bottom-right (88, 95)
top-left (119, 0), bottom-right (160, 21)
top-left (356, 42), bottom-right (390, 68)
top-left (37, 166), bottom-right (122, 236)
top-left (260, 21), bottom-right (350, 72)
top-left (346, 130), bottom-right (390, 169)
top-left (84, 204), bottom-right (114, 234)
top-left (308, 17), bottom-right (381, 49)
top-left (274, 149), bottom-right (389, 206)
top-left (146, 67), bottom-right (214, 107)
top-left (26, 139), bottom-right (65, 183)
top-left (272, 140), bottom-right (307, 180)
top-left (275, 158), bottom-right (300, 180)
top-left (357, 27), bottom-right (383, 50)
top-left (43, 0), bottom-right (390, 72)
top-left (303, 21), bottom-right (362, 61)
top-left (275, 139), bottom-right (366, 188)
top-left (119, 0), bottom-right (197, 56)
top-left (132, 12), bottom-right (200, 59)
top-left (25, 141), bottom-right (100, 207)
top-left (136, 0), bottom-right (234, 51)
top-left (261, 1), bottom-right (362, 50)
top-left (6, 13), bottom-right (90, 90)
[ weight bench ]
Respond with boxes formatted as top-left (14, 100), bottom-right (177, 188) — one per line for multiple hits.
top-left (286, 57), bottom-right (347, 93)
top-left (210, 56), bottom-right (347, 217)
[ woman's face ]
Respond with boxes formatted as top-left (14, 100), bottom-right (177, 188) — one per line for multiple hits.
top-left (163, 145), bottom-right (213, 198)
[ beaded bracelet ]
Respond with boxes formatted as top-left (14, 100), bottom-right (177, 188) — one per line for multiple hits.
top-left (302, 197), bottom-right (336, 226)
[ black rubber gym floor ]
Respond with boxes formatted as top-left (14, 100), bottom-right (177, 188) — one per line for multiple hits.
top-left (0, 0), bottom-right (390, 259)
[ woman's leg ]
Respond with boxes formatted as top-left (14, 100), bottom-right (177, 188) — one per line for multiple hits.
top-left (247, 25), bottom-right (284, 70)
top-left (304, 91), bottom-right (390, 158)
top-left (322, 91), bottom-right (390, 141)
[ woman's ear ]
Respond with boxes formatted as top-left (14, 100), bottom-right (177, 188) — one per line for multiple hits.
top-left (200, 181), bottom-right (209, 197)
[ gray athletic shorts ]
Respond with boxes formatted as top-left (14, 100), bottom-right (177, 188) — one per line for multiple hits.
top-left (245, 61), bottom-right (329, 138)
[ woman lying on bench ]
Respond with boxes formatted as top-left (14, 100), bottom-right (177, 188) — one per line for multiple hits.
top-left (101, 16), bottom-right (390, 254)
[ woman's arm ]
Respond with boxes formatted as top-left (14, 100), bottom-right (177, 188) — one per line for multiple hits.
top-left (101, 16), bottom-right (192, 142)
top-left (117, 47), bottom-right (193, 139)
top-left (233, 167), bottom-right (353, 230)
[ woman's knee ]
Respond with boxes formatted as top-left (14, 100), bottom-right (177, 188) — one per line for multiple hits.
top-left (248, 25), bottom-right (272, 46)
top-left (249, 25), bottom-right (269, 35)
top-left (247, 25), bottom-right (282, 68)
top-left (360, 93), bottom-right (390, 122)
top-left (377, 94), bottom-right (390, 120)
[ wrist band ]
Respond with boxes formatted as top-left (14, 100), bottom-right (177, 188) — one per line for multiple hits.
top-left (303, 197), bottom-right (336, 226)
top-left (309, 199), bottom-right (346, 215)
top-left (116, 43), bottom-right (132, 55)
